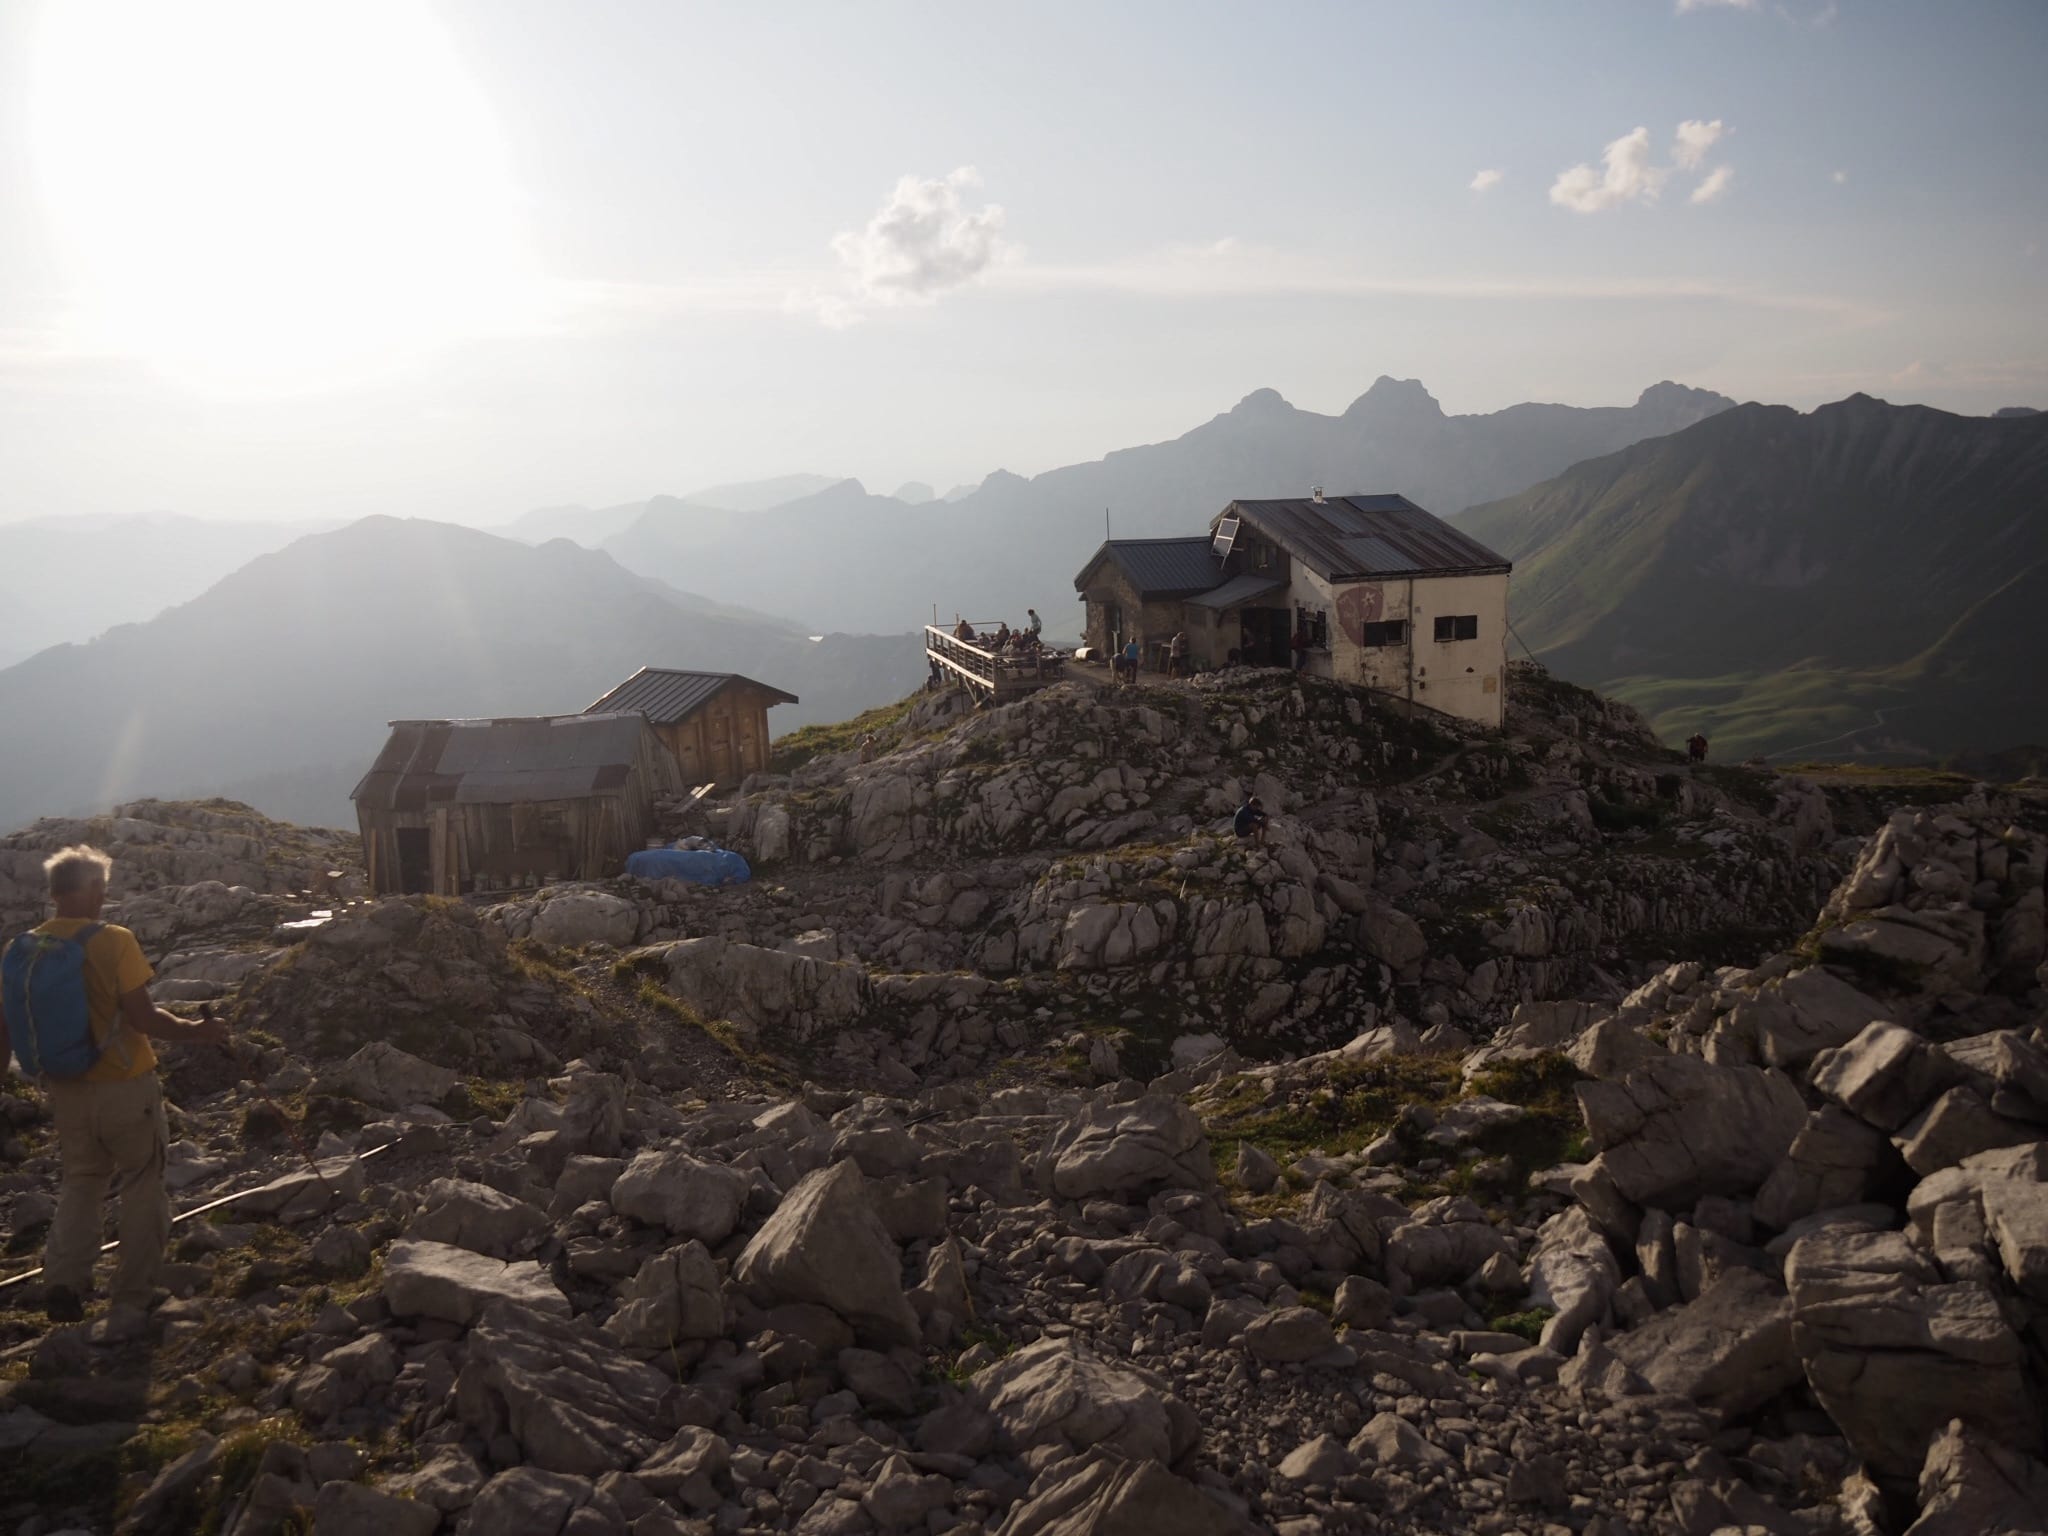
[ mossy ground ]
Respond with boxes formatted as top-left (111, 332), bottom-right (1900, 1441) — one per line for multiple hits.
top-left (1201, 1050), bottom-right (1590, 1207)
top-left (771, 693), bottom-right (923, 774)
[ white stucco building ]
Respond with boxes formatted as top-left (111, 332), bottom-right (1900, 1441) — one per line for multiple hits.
top-left (1076, 491), bottom-right (1513, 727)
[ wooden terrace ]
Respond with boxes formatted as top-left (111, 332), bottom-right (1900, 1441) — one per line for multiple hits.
top-left (924, 625), bottom-right (1069, 700)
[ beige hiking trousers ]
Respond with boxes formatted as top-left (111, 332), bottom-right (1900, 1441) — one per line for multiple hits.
top-left (43, 1070), bottom-right (171, 1309)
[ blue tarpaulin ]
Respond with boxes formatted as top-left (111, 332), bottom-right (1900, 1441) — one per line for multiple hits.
top-left (626, 847), bottom-right (752, 887)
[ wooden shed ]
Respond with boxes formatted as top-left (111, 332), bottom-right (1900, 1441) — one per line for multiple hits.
top-left (583, 668), bottom-right (798, 786)
top-left (351, 713), bottom-right (685, 896)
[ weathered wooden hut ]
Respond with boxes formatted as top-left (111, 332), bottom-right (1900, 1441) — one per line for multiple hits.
top-left (583, 668), bottom-right (798, 785)
top-left (351, 713), bottom-right (685, 896)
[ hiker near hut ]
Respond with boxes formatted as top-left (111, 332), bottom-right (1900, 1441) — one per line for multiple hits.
top-left (1687, 732), bottom-right (1709, 764)
top-left (1168, 630), bottom-right (1187, 678)
top-left (1025, 608), bottom-right (1042, 639)
top-left (0, 845), bottom-right (229, 1330)
top-left (1233, 794), bottom-right (1269, 846)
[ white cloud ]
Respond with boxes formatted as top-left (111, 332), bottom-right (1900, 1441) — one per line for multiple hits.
top-left (797, 166), bottom-right (1012, 326)
top-left (1549, 127), bottom-right (1669, 212)
top-left (1690, 166), bottom-right (1735, 204)
top-left (1470, 168), bottom-right (1504, 193)
top-left (1552, 121), bottom-right (1736, 213)
top-left (1672, 119), bottom-right (1726, 170)
top-left (1675, 0), bottom-right (1758, 11)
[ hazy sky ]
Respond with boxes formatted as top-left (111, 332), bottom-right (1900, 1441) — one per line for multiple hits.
top-left (1, 0), bottom-right (2043, 524)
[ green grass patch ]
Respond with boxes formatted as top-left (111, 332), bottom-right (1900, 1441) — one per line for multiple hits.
top-left (771, 693), bottom-right (922, 774)
top-left (1487, 1306), bottom-right (1554, 1344)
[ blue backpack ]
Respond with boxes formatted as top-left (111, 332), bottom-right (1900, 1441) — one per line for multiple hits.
top-left (1, 924), bottom-right (106, 1079)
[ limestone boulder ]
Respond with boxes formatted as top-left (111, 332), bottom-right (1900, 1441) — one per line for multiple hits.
top-left (1607, 1268), bottom-right (1799, 1419)
top-left (1905, 1419), bottom-right (2048, 1536)
top-left (655, 935), bottom-right (866, 1037)
top-left (406, 1178), bottom-right (551, 1259)
top-left (1384, 1196), bottom-right (1516, 1288)
top-left (1037, 1094), bottom-right (1214, 1201)
top-left (1524, 1206), bottom-right (1621, 1357)
top-left (1357, 898), bottom-right (1427, 972)
top-left (995, 1449), bottom-right (1240, 1536)
top-left (1786, 1226), bottom-right (2041, 1486)
top-left (318, 1041), bottom-right (459, 1111)
top-left (528, 888), bottom-right (639, 948)
top-left (604, 1240), bottom-right (725, 1351)
top-left (382, 1239), bottom-right (568, 1326)
top-left (608, 1148), bottom-right (750, 1244)
top-left (1576, 1052), bottom-right (1806, 1209)
top-left (1810, 1021), bottom-right (1954, 1132)
top-left (1753, 1106), bottom-right (1895, 1231)
top-left (455, 1299), bottom-right (679, 1477)
top-left (732, 1159), bottom-right (919, 1346)
top-left (1894, 1087), bottom-right (2040, 1177)
top-left (969, 1337), bottom-right (1199, 1465)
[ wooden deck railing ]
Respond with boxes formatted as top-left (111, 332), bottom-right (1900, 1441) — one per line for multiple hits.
top-left (924, 626), bottom-right (1066, 694)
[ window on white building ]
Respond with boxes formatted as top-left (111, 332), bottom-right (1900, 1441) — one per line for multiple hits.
top-left (1362, 620), bottom-right (1407, 646)
top-left (1433, 614), bottom-right (1478, 642)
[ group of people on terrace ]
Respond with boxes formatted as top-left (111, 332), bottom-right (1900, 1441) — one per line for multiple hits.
top-left (950, 607), bottom-right (1046, 659)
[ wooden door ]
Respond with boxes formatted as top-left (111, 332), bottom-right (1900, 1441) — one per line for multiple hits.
top-left (708, 712), bottom-right (736, 783)
top-left (395, 827), bottom-right (431, 894)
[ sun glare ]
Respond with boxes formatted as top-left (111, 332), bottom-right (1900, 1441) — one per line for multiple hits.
top-left (29, 0), bottom-right (536, 388)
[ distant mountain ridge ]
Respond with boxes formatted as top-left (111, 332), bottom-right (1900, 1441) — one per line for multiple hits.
top-left (0, 517), bottom-right (922, 830)
top-left (1456, 395), bottom-right (2048, 760)
top-left (601, 378), bottom-right (1734, 633)
top-left (0, 514), bottom-right (314, 668)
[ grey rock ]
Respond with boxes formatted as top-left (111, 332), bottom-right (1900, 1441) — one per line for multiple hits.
top-left (407, 1178), bottom-right (551, 1258)
top-left (1809, 1021), bottom-right (1948, 1132)
top-left (604, 1240), bottom-right (725, 1351)
top-left (1348, 1411), bottom-right (1451, 1469)
top-left (319, 1040), bottom-right (459, 1111)
top-left (311, 1480), bottom-right (441, 1536)
top-left (1038, 1093), bottom-right (1214, 1200)
top-left (1242, 1306), bottom-right (1336, 1365)
top-left (456, 1299), bottom-right (679, 1476)
top-left (1384, 1195), bottom-right (1515, 1287)
top-left (969, 1336), bottom-right (1198, 1464)
top-left (458, 1467), bottom-right (597, 1535)
top-left (1276, 1433), bottom-right (1353, 1485)
top-left (1905, 1418), bottom-right (2048, 1536)
top-left (635, 1426), bottom-right (729, 1512)
top-left (732, 1159), bottom-right (919, 1346)
top-left (382, 1238), bottom-right (568, 1326)
top-left (1524, 1205), bottom-right (1620, 1357)
top-left (1894, 1087), bottom-right (2040, 1177)
top-left (608, 1149), bottom-right (749, 1244)
top-left (995, 1450), bottom-right (1241, 1536)
top-left (1576, 1053), bottom-right (1806, 1208)
top-left (1331, 1275), bottom-right (1393, 1330)
top-left (1786, 1226), bottom-right (2041, 1486)
top-left (1608, 1268), bottom-right (1799, 1418)
top-left (1754, 1105), bottom-right (1893, 1229)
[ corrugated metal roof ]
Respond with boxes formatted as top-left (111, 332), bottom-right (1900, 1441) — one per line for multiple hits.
top-left (583, 667), bottom-right (798, 723)
top-left (350, 713), bottom-right (656, 809)
top-left (1222, 495), bottom-right (1510, 581)
top-left (1186, 572), bottom-right (1288, 611)
top-left (1074, 537), bottom-right (1225, 598)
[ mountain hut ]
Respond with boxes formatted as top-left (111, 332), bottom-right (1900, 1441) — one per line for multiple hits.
top-left (583, 668), bottom-right (798, 785)
top-left (351, 712), bottom-right (684, 896)
top-left (1074, 493), bottom-right (1513, 727)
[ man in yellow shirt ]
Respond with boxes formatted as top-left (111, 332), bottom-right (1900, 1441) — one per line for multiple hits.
top-left (0, 845), bottom-right (227, 1329)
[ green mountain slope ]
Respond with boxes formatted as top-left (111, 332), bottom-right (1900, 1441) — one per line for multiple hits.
top-left (1456, 397), bottom-right (2048, 759)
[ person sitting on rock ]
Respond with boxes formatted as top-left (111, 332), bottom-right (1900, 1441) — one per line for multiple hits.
top-left (1687, 732), bottom-right (1709, 764)
top-left (1233, 794), bottom-right (1269, 846)
top-left (0, 845), bottom-right (228, 1333)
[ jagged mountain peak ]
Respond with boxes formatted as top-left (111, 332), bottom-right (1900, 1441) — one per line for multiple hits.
top-left (1345, 375), bottom-right (1444, 420)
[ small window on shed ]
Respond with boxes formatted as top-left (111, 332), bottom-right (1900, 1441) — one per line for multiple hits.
top-left (1253, 540), bottom-right (1271, 571)
top-left (1434, 614), bottom-right (1479, 642)
top-left (1363, 620), bottom-right (1407, 647)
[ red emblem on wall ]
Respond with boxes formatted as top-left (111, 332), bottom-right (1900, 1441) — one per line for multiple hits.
top-left (1335, 584), bottom-right (1384, 644)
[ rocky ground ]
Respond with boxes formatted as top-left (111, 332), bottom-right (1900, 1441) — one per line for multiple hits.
top-left (1, 666), bottom-right (2045, 1536)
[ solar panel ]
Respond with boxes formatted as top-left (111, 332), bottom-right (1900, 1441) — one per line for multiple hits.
top-left (1212, 515), bottom-right (1239, 558)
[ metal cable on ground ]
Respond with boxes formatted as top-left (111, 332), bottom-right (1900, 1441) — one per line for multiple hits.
top-left (0, 1140), bottom-right (394, 1292)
